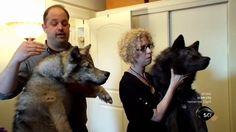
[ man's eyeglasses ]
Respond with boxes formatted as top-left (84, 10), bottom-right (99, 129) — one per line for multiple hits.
top-left (136, 43), bottom-right (154, 52)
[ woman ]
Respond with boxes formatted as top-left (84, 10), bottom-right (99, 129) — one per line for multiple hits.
top-left (118, 28), bottom-right (186, 132)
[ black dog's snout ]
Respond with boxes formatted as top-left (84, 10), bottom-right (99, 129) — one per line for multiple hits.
top-left (200, 57), bottom-right (211, 69)
top-left (104, 72), bottom-right (110, 77)
top-left (205, 57), bottom-right (210, 62)
top-left (204, 57), bottom-right (211, 65)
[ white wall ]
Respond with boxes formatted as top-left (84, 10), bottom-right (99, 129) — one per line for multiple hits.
top-left (170, 4), bottom-right (228, 132)
top-left (45, 0), bottom-right (96, 19)
top-left (52, 0), bottom-right (106, 11)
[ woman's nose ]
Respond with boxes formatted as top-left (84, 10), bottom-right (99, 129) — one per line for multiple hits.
top-left (146, 47), bottom-right (152, 54)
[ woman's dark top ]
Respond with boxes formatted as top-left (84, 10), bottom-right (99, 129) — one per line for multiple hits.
top-left (119, 72), bottom-right (166, 132)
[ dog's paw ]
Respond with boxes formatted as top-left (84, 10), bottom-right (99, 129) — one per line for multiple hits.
top-left (97, 86), bottom-right (113, 104)
top-left (98, 93), bottom-right (113, 104)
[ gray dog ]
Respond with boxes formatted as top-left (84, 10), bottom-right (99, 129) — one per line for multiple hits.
top-left (13, 45), bottom-right (112, 132)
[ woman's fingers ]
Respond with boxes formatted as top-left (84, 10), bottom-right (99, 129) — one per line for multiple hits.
top-left (170, 68), bottom-right (189, 88)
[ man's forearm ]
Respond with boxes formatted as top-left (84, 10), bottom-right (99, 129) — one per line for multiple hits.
top-left (0, 61), bottom-right (20, 95)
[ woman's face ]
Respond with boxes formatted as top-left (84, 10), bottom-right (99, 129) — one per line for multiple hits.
top-left (135, 36), bottom-right (153, 67)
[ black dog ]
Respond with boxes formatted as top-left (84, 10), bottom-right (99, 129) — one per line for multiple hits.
top-left (150, 35), bottom-right (210, 132)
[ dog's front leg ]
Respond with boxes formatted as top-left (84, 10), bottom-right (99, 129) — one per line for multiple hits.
top-left (96, 86), bottom-right (113, 104)
top-left (47, 98), bottom-right (72, 132)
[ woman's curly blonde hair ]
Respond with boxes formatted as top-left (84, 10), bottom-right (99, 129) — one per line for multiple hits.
top-left (118, 28), bottom-right (154, 65)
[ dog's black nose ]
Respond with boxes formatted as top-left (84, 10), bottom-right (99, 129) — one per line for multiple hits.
top-left (204, 57), bottom-right (210, 64)
top-left (205, 57), bottom-right (210, 61)
top-left (104, 72), bottom-right (110, 77)
top-left (201, 57), bottom-right (211, 69)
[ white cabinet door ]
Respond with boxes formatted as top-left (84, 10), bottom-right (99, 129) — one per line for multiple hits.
top-left (132, 12), bottom-right (170, 70)
top-left (87, 11), bottom-right (131, 132)
top-left (170, 3), bottom-right (229, 132)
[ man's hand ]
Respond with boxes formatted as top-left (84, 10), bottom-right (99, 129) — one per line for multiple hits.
top-left (11, 40), bottom-right (45, 64)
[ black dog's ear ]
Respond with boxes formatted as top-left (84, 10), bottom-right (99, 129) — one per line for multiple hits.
top-left (171, 34), bottom-right (185, 49)
top-left (70, 46), bottom-right (81, 63)
top-left (189, 41), bottom-right (199, 51)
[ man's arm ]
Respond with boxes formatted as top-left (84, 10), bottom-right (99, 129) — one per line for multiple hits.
top-left (0, 41), bottom-right (45, 99)
top-left (0, 60), bottom-right (21, 96)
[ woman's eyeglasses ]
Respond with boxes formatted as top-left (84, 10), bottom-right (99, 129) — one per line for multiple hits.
top-left (136, 43), bottom-right (154, 52)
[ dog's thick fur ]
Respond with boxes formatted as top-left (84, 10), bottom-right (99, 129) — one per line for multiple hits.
top-left (13, 45), bottom-right (112, 132)
top-left (150, 35), bottom-right (210, 132)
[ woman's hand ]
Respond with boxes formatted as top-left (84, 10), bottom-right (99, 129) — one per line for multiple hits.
top-left (11, 40), bottom-right (45, 64)
top-left (169, 69), bottom-right (188, 91)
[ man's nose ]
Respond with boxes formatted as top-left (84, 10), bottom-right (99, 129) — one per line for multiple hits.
top-left (57, 23), bottom-right (63, 29)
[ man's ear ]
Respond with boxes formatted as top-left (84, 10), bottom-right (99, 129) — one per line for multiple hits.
top-left (171, 34), bottom-right (185, 50)
top-left (41, 23), bottom-right (47, 33)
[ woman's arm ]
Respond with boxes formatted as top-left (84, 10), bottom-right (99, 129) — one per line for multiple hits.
top-left (151, 69), bottom-right (186, 122)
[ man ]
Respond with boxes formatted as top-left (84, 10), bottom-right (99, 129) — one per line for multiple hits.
top-left (0, 4), bottom-right (91, 132)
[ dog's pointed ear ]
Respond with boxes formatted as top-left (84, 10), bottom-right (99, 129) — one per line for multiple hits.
top-left (70, 46), bottom-right (81, 63)
top-left (171, 34), bottom-right (185, 49)
top-left (80, 44), bottom-right (91, 55)
top-left (189, 41), bottom-right (199, 51)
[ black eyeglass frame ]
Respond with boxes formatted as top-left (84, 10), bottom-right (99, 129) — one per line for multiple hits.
top-left (136, 43), bottom-right (154, 52)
